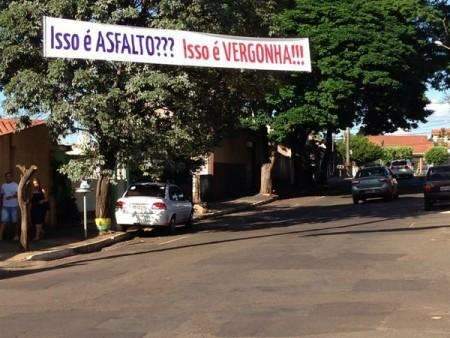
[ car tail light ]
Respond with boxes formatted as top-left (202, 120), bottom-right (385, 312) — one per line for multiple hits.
top-left (352, 180), bottom-right (360, 185)
top-left (424, 184), bottom-right (433, 193)
top-left (152, 202), bottom-right (167, 210)
top-left (115, 200), bottom-right (125, 209)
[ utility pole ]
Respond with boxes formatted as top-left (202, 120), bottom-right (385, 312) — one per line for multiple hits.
top-left (345, 127), bottom-right (351, 176)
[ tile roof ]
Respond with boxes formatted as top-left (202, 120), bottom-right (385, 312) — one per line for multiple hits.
top-left (0, 119), bottom-right (46, 136)
top-left (368, 135), bottom-right (433, 155)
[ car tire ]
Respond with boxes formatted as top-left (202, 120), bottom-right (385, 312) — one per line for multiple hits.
top-left (185, 210), bottom-right (194, 229)
top-left (116, 224), bottom-right (128, 232)
top-left (424, 199), bottom-right (433, 211)
top-left (384, 193), bottom-right (393, 202)
top-left (353, 196), bottom-right (359, 204)
top-left (168, 216), bottom-right (177, 235)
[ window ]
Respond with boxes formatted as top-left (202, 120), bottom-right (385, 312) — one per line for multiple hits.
top-left (126, 184), bottom-right (166, 198)
top-left (427, 166), bottom-right (450, 181)
top-left (356, 167), bottom-right (388, 178)
top-left (169, 186), bottom-right (185, 201)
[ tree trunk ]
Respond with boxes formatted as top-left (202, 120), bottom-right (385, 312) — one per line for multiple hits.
top-left (291, 130), bottom-right (310, 187)
top-left (192, 174), bottom-right (201, 204)
top-left (16, 165), bottom-right (37, 251)
top-left (95, 174), bottom-right (111, 219)
top-left (318, 128), bottom-right (333, 184)
top-left (260, 144), bottom-right (277, 195)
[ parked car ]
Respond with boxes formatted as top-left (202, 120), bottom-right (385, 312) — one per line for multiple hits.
top-left (423, 165), bottom-right (450, 210)
top-left (115, 182), bottom-right (193, 233)
top-left (390, 159), bottom-right (414, 179)
top-left (352, 166), bottom-right (398, 204)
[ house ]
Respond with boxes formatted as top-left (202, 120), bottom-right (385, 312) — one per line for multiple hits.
top-left (194, 130), bottom-right (264, 202)
top-left (0, 119), bottom-right (56, 225)
top-left (193, 130), bottom-right (294, 202)
top-left (431, 128), bottom-right (450, 145)
top-left (368, 135), bottom-right (433, 174)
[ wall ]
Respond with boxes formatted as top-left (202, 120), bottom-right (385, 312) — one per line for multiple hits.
top-left (208, 131), bottom-right (263, 201)
top-left (0, 125), bottom-right (55, 224)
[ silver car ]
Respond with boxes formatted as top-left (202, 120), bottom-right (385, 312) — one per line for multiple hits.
top-left (352, 166), bottom-right (399, 204)
top-left (390, 159), bottom-right (414, 179)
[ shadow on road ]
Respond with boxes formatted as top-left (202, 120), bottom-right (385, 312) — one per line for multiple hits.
top-left (2, 193), bottom-right (449, 280)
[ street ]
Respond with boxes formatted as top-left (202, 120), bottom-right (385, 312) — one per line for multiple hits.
top-left (2, 189), bottom-right (450, 337)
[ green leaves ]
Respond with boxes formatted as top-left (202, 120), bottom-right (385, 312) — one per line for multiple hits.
top-left (337, 135), bottom-right (384, 166)
top-left (425, 146), bottom-right (449, 165)
top-left (274, 0), bottom-right (448, 136)
top-left (382, 147), bottom-right (414, 162)
top-left (0, 0), bottom-right (276, 181)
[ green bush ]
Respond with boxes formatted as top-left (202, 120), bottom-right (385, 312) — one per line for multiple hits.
top-left (337, 135), bottom-right (383, 166)
top-left (382, 147), bottom-right (413, 163)
top-left (425, 146), bottom-right (449, 165)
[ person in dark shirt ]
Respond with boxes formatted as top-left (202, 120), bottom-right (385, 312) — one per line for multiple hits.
top-left (30, 178), bottom-right (48, 241)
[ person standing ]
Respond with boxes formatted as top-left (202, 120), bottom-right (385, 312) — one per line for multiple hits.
top-left (30, 178), bottom-right (48, 241)
top-left (0, 172), bottom-right (19, 240)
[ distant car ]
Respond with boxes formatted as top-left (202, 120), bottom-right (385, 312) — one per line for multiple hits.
top-left (390, 159), bottom-right (414, 179)
top-left (423, 165), bottom-right (450, 210)
top-left (115, 182), bottom-right (193, 233)
top-left (352, 166), bottom-right (398, 204)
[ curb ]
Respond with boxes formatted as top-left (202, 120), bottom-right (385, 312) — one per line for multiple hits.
top-left (194, 195), bottom-right (279, 221)
top-left (6, 196), bottom-right (278, 263)
top-left (24, 232), bottom-right (133, 261)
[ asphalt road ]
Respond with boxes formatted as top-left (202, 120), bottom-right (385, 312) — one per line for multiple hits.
top-left (2, 189), bottom-right (450, 337)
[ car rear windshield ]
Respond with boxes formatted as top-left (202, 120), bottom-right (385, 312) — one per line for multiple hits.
top-left (125, 184), bottom-right (166, 197)
top-left (356, 167), bottom-right (387, 178)
top-left (427, 167), bottom-right (450, 180)
top-left (392, 161), bottom-right (407, 166)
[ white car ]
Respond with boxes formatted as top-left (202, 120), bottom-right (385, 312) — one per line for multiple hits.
top-left (115, 183), bottom-right (193, 233)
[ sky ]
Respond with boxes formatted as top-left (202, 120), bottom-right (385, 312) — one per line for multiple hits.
top-left (403, 88), bottom-right (450, 135)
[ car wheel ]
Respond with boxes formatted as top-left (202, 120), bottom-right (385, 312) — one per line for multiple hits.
top-left (424, 199), bottom-right (433, 211)
top-left (384, 193), bottom-right (393, 202)
top-left (116, 224), bottom-right (128, 232)
top-left (353, 196), bottom-right (359, 204)
top-left (168, 216), bottom-right (177, 235)
top-left (185, 210), bottom-right (194, 229)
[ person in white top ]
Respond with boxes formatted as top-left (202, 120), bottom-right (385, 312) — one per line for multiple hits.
top-left (0, 172), bottom-right (19, 240)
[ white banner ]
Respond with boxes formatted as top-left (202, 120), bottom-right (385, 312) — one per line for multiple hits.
top-left (43, 17), bottom-right (311, 72)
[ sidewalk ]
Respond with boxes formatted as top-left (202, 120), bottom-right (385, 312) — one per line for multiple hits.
top-left (194, 193), bottom-right (279, 220)
top-left (1, 193), bottom-right (278, 265)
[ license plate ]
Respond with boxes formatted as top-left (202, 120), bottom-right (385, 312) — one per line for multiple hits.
top-left (132, 205), bottom-right (148, 212)
top-left (440, 186), bottom-right (450, 192)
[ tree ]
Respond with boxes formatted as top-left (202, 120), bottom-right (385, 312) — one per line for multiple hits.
top-left (268, 0), bottom-right (449, 183)
top-left (0, 1), bottom-right (278, 222)
top-left (337, 135), bottom-right (383, 166)
top-left (425, 146), bottom-right (449, 165)
top-left (16, 165), bottom-right (37, 251)
top-left (382, 147), bottom-right (414, 163)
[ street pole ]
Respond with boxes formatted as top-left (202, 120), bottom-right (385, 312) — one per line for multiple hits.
top-left (345, 127), bottom-right (351, 176)
top-left (83, 193), bottom-right (88, 239)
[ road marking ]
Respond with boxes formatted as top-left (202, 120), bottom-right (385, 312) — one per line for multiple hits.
top-left (159, 236), bottom-right (190, 246)
top-left (440, 211), bottom-right (450, 214)
top-left (409, 222), bottom-right (415, 228)
top-left (431, 316), bottom-right (443, 320)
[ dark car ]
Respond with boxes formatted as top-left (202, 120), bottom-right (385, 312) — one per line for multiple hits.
top-left (423, 165), bottom-right (450, 210)
top-left (352, 166), bottom-right (398, 204)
